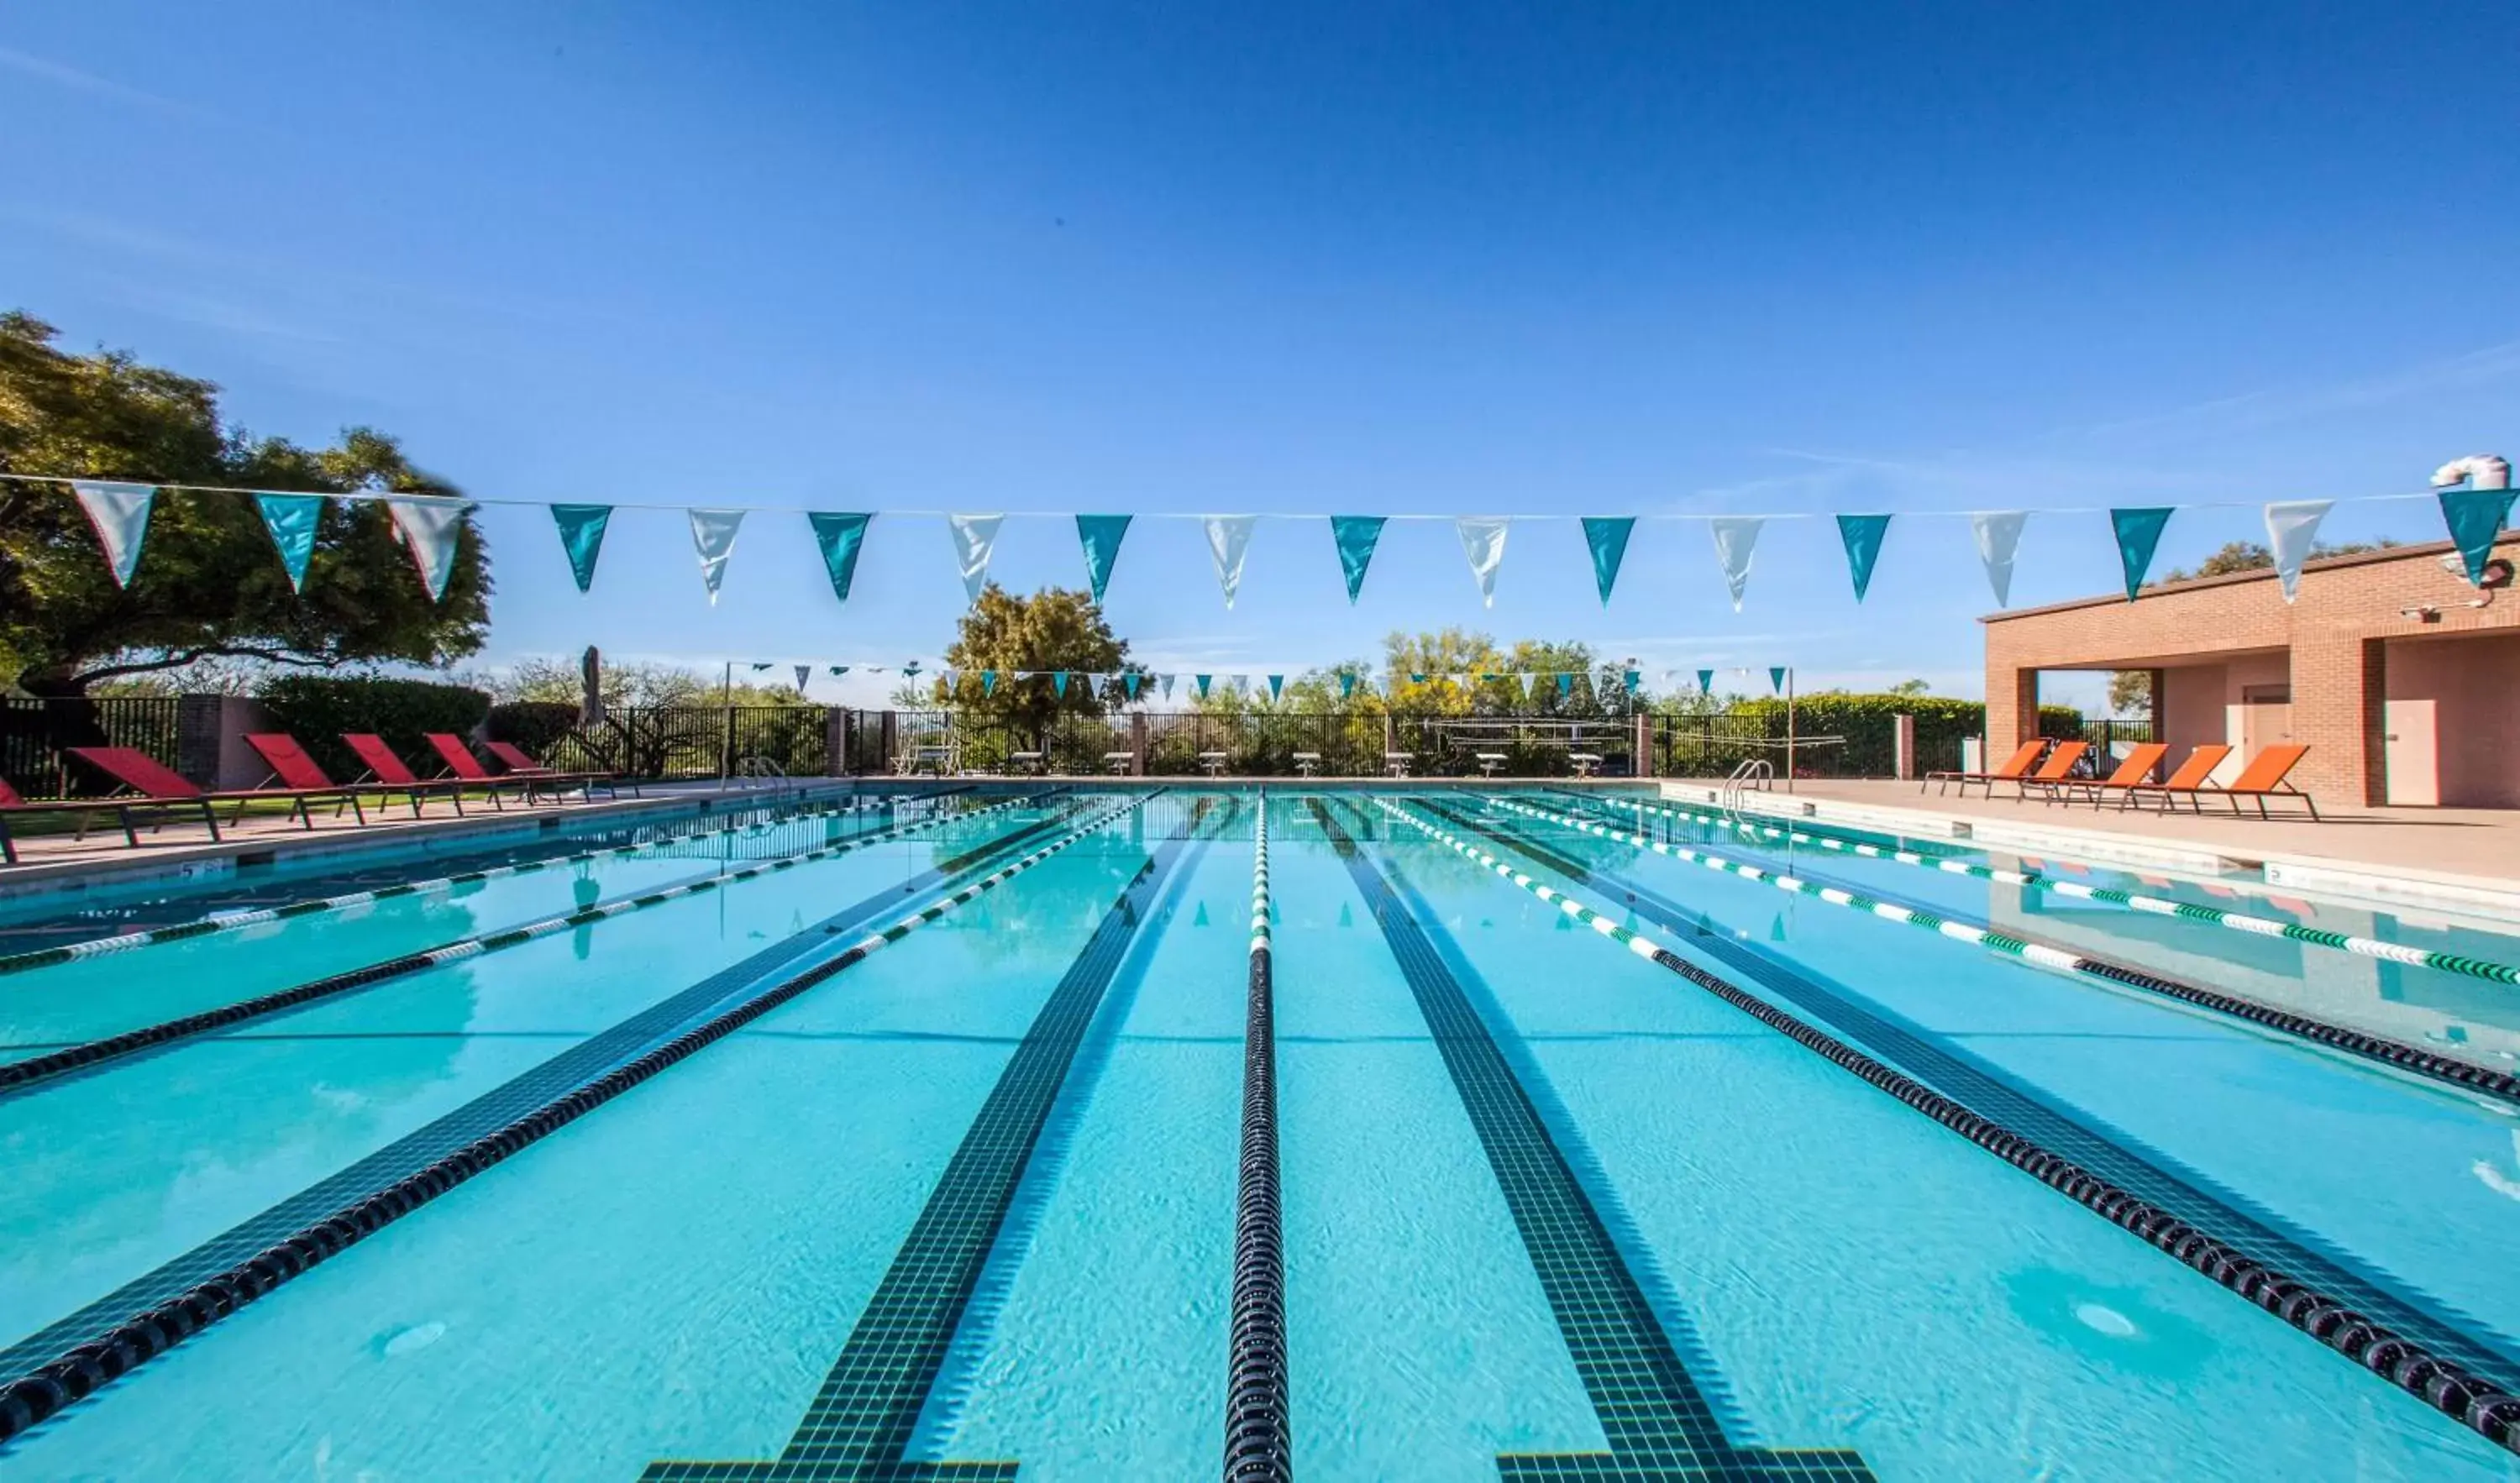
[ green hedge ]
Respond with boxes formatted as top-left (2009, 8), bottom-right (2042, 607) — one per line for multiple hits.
top-left (257, 676), bottom-right (491, 782)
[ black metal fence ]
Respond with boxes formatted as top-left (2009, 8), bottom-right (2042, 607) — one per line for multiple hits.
top-left (1, 696), bottom-right (186, 799)
top-left (544, 706), bottom-right (830, 782)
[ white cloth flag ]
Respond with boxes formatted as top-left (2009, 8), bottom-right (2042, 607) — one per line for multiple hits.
top-left (2263, 500), bottom-right (2333, 604)
top-left (1971, 511), bottom-right (2029, 608)
top-left (687, 508), bottom-right (745, 605)
top-left (70, 481), bottom-right (156, 588)
top-left (1455, 517), bottom-right (1509, 607)
top-left (386, 496), bottom-right (470, 601)
top-left (948, 513), bottom-right (1005, 605)
top-left (1204, 516), bottom-right (1257, 608)
top-left (1708, 516), bottom-right (1764, 611)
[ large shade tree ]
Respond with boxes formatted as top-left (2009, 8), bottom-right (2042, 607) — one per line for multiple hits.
top-left (941, 584), bottom-right (1140, 739)
top-left (0, 311), bottom-right (490, 696)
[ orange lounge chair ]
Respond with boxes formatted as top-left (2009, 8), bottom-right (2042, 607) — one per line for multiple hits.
top-left (2044, 742), bottom-right (2169, 806)
top-left (481, 739), bottom-right (633, 799)
top-left (2213, 743), bottom-right (2319, 820)
top-left (2008, 740), bottom-right (2090, 799)
top-left (65, 747), bottom-right (358, 842)
top-left (1924, 739), bottom-right (2047, 799)
top-left (2118, 744), bottom-right (2233, 814)
top-left (342, 733), bottom-right (496, 813)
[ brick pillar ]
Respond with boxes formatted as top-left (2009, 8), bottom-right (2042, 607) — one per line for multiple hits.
top-left (824, 708), bottom-right (849, 776)
top-left (1633, 712), bottom-right (1655, 778)
top-left (2286, 637), bottom-right (2381, 806)
top-left (1984, 663), bottom-right (2038, 762)
top-left (1130, 711), bottom-right (1148, 776)
top-left (2146, 668), bottom-right (2165, 746)
top-left (1893, 713), bottom-right (1916, 780)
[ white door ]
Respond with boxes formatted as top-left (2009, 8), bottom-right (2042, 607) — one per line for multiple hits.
top-left (2384, 699), bottom-right (2439, 807)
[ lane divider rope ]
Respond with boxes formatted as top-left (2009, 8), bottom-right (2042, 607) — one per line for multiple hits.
top-left (1554, 790), bottom-right (2520, 989)
top-left (0, 788), bottom-right (978, 978)
top-left (1224, 791), bottom-right (1290, 1483)
top-left (1368, 796), bottom-right (2520, 1458)
top-left (1485, 795), bottom-right (2520, 1105)
top-left (0, 793), bottom-right (1058, 1098)
top-left (0, 790), bottom-right (1152, 1444)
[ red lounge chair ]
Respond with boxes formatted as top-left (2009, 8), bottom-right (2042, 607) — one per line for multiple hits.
top-left (342, 733), bottom-right (495, 813)
top-left (482, 739), bottom-right (633, 799)
top-left (65, 747), bottom-right (355, 842)
top-left (2118, 744), bottom-right (2234, 814)
top-left (3, 772), bottom-right (218, 861)
top-left (2045, 742), bottom-right (2169, 807)
top-left (1924, 739), bottom-right (2047, 799)
top-left (2213, 743), bottom-right (2319, 820)
top-left (247, 732), bottom-right (450, 822)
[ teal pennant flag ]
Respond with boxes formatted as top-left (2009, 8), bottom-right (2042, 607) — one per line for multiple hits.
top-left (1053, 671), bottom-right (1070, 698)
top-left (255, 492), bottom-right (324, 593)
top-left (979, 670), bottom-right (997, 695)
top-left (1581, 517), bottom-right (1635, 605)
top-left (1697, 668), bottom-right (1714, 694)
top-left (807, 512), bottom-right (872, 603)
top-left (549, 504), bottom-right (612, 594)
top-left (1624, 668), bottom-right (1641, 694)
top-left (1835, 513), bottom-right (1891, 603)
top-left (1195, 673), bottom-right (1213, 699)
top-left (1124, 672), bottom-right (1142, 701)
top-left (2439, 487), bottom-right (2517, 585)
top-left (1557, 673), bottom-right (1573, 697)
top-left (1770, 667), bottom-right (1788, 694)
top-left (1075, 515), bottom-right (1131, 604)
top-left (1268, 674), bottom-right (1284, 701)
top-left (1339, 672), bottom-right (1357, 700)
top-left (1330, 516), bottom-right (1387, 604)
top-left (2109, 507), bottom-right (2175, 600)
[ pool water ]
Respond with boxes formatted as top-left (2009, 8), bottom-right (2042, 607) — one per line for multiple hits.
top-left (1, 786), bottom-right (2516, 1480)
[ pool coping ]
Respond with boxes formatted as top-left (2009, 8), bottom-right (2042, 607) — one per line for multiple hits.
top-left (1679, 783), bottom-right (2520, 923)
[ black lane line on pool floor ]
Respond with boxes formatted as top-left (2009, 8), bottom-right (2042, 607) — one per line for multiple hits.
top-left (0, 794), bottom-right (1064, 1102)
top-left (1225, 791), bottom-right (1289, 1483)
top-left (1538, 790), bottom-right (2520, 1106)
top-left (1310, 799), bottom-right (1877, 1483)
top-left (1405, 798), bottom-right (2520, 1452)
top-left (638, 825), bottom-right (1200, 1480)
top-left (0, 805), bottom-right (1079, 1397)
top-left (0, 786), bottom-right (970, 958)
top-left (1422, 796), bottom-right (2520, 1391)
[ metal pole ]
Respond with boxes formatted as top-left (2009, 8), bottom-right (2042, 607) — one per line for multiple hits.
top-left (720, 661), bottom-right (732, 785)
top-left (1786, 667), bottom-right (1797, 794)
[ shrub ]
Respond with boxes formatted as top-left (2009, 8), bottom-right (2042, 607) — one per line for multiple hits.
top-left (257, 675), bottom-right (491, 781)
top-left (484, 701), bottom-right (580, 759)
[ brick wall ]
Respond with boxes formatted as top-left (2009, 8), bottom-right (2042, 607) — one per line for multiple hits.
top-left (1983, 531), bottom-right (2519, 805)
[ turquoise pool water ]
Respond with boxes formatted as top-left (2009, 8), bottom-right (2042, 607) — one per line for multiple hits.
top-left (1, 786), bottom-right (2516, 1480)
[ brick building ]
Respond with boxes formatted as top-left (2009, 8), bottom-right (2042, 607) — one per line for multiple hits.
top-left (1982, 528), bottom-right (2520, 809)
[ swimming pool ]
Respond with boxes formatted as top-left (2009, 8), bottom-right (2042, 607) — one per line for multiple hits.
top-left (2, 785), bottom-right (2517, 1480)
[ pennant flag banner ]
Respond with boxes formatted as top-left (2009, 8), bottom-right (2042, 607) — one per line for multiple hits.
top-left (1557, 673), bottom-right (1573, 697)
top-left (1698, 668), bottom-right (1714, 694)
top-left (1331, 516), bottom-right (1387, 605)
top-left (829, 665), bottom-right (850, 678)
top-left (1075, 514), bottom-right (1131, 604)
top-left (687, 508), bottom-right (744, 605)
top-left (1835, 513), bottom-right (1891, 603)
top-left (2263, 500), bottom-right (2332, 603)
top-left (1161, 673), bottom-right (1177, 700)
top-left (1770, 667), bottom-right (1788, 694)
top-left (1625, 668), bottom-right (1641, 694)
top-left (1124, 672), bottom-right (1142, 701)
top-left (1053, 672), bottom-right (1070, 697)
top-left (1195, 674), bottom-right (1213, 699)
top-left (1456, 517), bottom-right (1509, 607)
top-left (1075, 673), bottom-right (1095, 699)
top-left (255, 492), bottom-right (323, 592)
top-left (549, 504), bottom-right (612, 594)
top-left (793, 665), bottom-right (811, 694)
top-left (1971, 511), bottom-right (2028, 608)
top-left (70, 481), bottom-right (155, 589)
top-left (1268, 674), bottom-right (1284, 701)
top-left (1524, 673), bottom-right (1543, 702)
top-left (1205, 516), bottom-right (1256, 608)
top-left (388, 496), bottom-right (470, 601)
top-left (949, 513), bottom-right (1004, 604)
top-left (2439, 487), bottom-right (2518, 586)
top-left (808, 512), bottom-right (872, 603)
top-left (2109, 507), bottom-right (2175, 601)
top-left (1339, 672), bottom-right (1357, 700)
top-left (981, 670), bottom-right (998, 696)
top-left (1709, 517), bottom-right (1762, 611)
top-left (1581, 516), bottom-right (1635, 606)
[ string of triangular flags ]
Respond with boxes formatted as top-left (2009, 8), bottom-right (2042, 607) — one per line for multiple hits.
top-left (764, 662), bottom-right (1811, 701)
top-left (35, 454), bottom-right (2515, 607)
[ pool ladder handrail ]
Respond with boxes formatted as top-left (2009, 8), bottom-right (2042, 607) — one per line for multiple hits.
top-left (733, 755), bottom-right (789, 789)
top-left (1720, 757), bottom-right (1772, 822)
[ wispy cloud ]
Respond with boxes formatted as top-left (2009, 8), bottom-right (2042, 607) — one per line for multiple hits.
top-left (0, 45), bottom-right (211, 118)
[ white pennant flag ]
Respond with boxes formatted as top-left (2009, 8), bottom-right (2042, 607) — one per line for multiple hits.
top-left (1524, 672), bottom-right (1543, 702)
top-left (1708, 516), bottom-right (1764, 610)
top-left (688, 508), bottom-right (745, 605)
top-left (2263, 500), bottom-right (2333, 604)
top-left (386, 496), bottom-right (470, 601)
top-left (1455, 517), bottom-right (1509, 607)
top-left (1204, 516), bottom-right (1257, 608)
top-left (1970, 511), bottom-right (2029, 608)
top-left (70, 481), bottom-right (157, 588)
top-left (948, 513), bottom-right (1005, 604)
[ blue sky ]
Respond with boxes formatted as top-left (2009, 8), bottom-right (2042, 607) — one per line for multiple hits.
top-left (6, 2), bottom-right (2517, 708)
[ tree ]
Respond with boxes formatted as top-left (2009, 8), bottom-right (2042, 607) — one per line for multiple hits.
top-left (1886, 678), bottom-right (1932, 698)
top-left (0, 312), bottom-right (490, 695)
top-left (489, 656), bottom-right (808, 710)
top-left (941, 584), bottom-right (1138, 738)
top-left (2107, 670), bottom-right (2152, 716)
top-left (2160, 537), bottom-right (2400, 584)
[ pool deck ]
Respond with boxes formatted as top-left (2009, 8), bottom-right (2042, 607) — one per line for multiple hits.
top-left (1669, 778), bottom-right (2520, 920)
